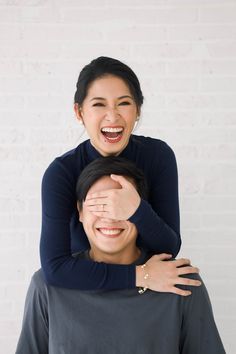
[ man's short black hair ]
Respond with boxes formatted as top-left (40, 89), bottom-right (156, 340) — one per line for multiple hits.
top-left (76, 157), bottom-right (148, 209)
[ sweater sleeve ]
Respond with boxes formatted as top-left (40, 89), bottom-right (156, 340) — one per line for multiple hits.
top-left (40, 159), bottom-right (135, 290)
top-left (129, 142), bottom-right (181, 257)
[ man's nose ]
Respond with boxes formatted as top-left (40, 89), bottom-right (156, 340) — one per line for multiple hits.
top-left (100, 217), bottom-right (119, 223)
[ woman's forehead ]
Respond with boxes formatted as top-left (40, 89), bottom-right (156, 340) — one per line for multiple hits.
top-left (86, 75), bottom-right (132, 98)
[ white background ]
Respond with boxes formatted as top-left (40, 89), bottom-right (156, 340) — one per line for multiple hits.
top-left (0, 0), bottom-right (236, 353)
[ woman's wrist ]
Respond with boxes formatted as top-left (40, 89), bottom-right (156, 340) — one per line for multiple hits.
top-left (135, 264), bottom-right (149, 287)
top-left (136, 265), bottom-right (144, 287)
top-left (136, 264), bottom-right (149, 294)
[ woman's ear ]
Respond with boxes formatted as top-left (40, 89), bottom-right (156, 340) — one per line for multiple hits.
top-left (74, 103), bottom-right (84, 125)
top-left (136, 106), bottom-right (141, 119)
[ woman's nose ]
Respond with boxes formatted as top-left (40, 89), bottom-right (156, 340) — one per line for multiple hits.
top-left (105, 107), bottom-right (120, 122)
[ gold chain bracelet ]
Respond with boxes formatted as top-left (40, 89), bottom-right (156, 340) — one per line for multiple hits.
top-left (138, 263), bottom-right (149, 294)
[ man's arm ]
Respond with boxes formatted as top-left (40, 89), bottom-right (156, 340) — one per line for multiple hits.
top-left (15, 271), bottom-right (49, 354)
top-left (180, 273), bottom-right (226, 354)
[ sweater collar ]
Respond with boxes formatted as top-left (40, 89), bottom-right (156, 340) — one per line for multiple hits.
top-left (86, 135), bottom-right (134, 162)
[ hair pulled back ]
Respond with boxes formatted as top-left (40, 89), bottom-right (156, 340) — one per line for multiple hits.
top-left (74, 56), bottom-right (144, 109)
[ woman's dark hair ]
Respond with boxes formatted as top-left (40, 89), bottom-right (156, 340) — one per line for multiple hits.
top-left (76, 157), bottom-right (148, 210)
top-left (74, 56), bottom-right (144, 110)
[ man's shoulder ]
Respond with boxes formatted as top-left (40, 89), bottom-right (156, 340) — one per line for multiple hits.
top-left (30, 269), bottom-right (47, 292)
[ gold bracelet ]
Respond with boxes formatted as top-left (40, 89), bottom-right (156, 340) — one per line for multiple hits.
top-left (138, 263), bottom-right (149, 294)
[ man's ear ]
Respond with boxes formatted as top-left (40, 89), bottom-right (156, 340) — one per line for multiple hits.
top-left (77, 201), bottom-right (83, 222)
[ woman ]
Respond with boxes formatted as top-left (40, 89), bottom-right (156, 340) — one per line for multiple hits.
top-left (40, 56), bottom-right (198, 295)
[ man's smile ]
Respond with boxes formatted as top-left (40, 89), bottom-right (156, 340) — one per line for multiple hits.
top-left (96, 227), bottom-right (124, 238)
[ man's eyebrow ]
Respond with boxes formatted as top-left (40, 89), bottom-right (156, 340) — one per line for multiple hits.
top-left (89, 95), bottom-right (133, 102)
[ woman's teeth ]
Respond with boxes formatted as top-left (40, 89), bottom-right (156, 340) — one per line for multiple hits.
top-left (101, 127), bottom-right (124, 142)
top-left (101, 127), bottom-right (123, 133)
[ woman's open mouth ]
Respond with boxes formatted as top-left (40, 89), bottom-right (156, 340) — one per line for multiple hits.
top-left (101, 127), bottom-right (124, 143)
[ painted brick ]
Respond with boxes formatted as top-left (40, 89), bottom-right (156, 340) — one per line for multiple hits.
top-left (200, 77), bottom-right (236, 92)
top-left (0, 233), bottom-right (27, 249)
top-left (166, 94), bottom-right (236, 110)
top-left (199, 5), bottom-right (236, 23)
top-left (182, 230), bottom-right (236, 247)
top-left (0, 265), bottom-right (26, 282)
top-left (132, 43), bottom-right (193, 58)
top-left (169, 25), bottom-right (236, 41)
top-left (0, 0), bottom-right (48, 6)
top-left (199, 112), bottom-right (236, 126)
top-left (201, 60), bottom-right (236, 75)
top-left (105, 26), bottom-right (168, 43)
top-left (167, 60), bottom-right (200, 76)
top-left (58, 0), bottom-right (107, 6)
top-left (61, 7), bottom-right (198, 25)
top-left (142, 77), bottom-right (198, 92)
top-left (0, 24), bottom-right (21, 40)
top-left (207, 41), bottom-right (236, 58)
top-left (21, 24), bottom-right (103, 41)
top-left (61, 42), bottom-right (132, 60)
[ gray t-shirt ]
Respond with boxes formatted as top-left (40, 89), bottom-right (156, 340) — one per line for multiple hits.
top-left (15, 251), bottom-right (225, 354)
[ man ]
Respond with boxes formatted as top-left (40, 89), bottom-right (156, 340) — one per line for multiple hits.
top-left (15, 157), bottom-right (225, 354)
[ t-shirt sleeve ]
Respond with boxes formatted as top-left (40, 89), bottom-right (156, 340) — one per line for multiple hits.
top-left (129, 141), bottom-right (181, 257)
top-left (15, 272), bottom-right (49, 354)
top-left (40, 159), bottom-right (135, 290)
top-left (180, 274), bottom-right (226, 354)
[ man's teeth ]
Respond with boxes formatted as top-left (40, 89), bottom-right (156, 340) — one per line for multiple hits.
top-left (98, 228), bottom-right (123, 235)
top-left (101, 127), bottom-right (123, 133)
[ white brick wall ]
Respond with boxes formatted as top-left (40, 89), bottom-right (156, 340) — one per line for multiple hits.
top-left (0, 1), bottom-right (235, 353)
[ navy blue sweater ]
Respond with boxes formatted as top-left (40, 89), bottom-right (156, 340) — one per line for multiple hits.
top-left (40, 135), bottom-right (181, 290)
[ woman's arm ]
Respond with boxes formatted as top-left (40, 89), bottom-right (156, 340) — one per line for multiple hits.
top-left (40, 142), bottom-right (181, 290)
top-left (40, 159), bottom-right (136, 290)
top-left (129, 142), bottom-right (181, 257)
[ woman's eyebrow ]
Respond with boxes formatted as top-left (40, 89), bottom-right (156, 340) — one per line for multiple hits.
top-left (89, 95), bottom-right (133, 102)
top-left (118, 95), bottom-right (133, 100)
top-left (90, 97), bottom-right (105, 101)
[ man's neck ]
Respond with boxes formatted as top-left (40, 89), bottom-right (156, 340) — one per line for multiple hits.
top-left (89, 246), bottom-right (141, 265)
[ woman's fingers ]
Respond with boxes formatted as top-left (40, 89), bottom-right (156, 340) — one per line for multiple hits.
top-left (177, 266), bottom-right (199, 276)
top-left (173, 258), bottom-right (191, 267)
top-left (85, 191), bottom-right (108, 200)
top-left (84, 197), bottom-right (108, 206)
top-left (85, 178), bottom-right (141, 221)
top-left (175, 277), bottom-right (202, 287)
top-left (153, 253), bottom-right (173, 261)
top-left (110, 174), bottom-right (131, 188)
top-left (170, 287), bottom-right (192, 297)
top-left (142, 254), bottom-right (202, 296)
top-left (86, 204), bottom-right (107, 212)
